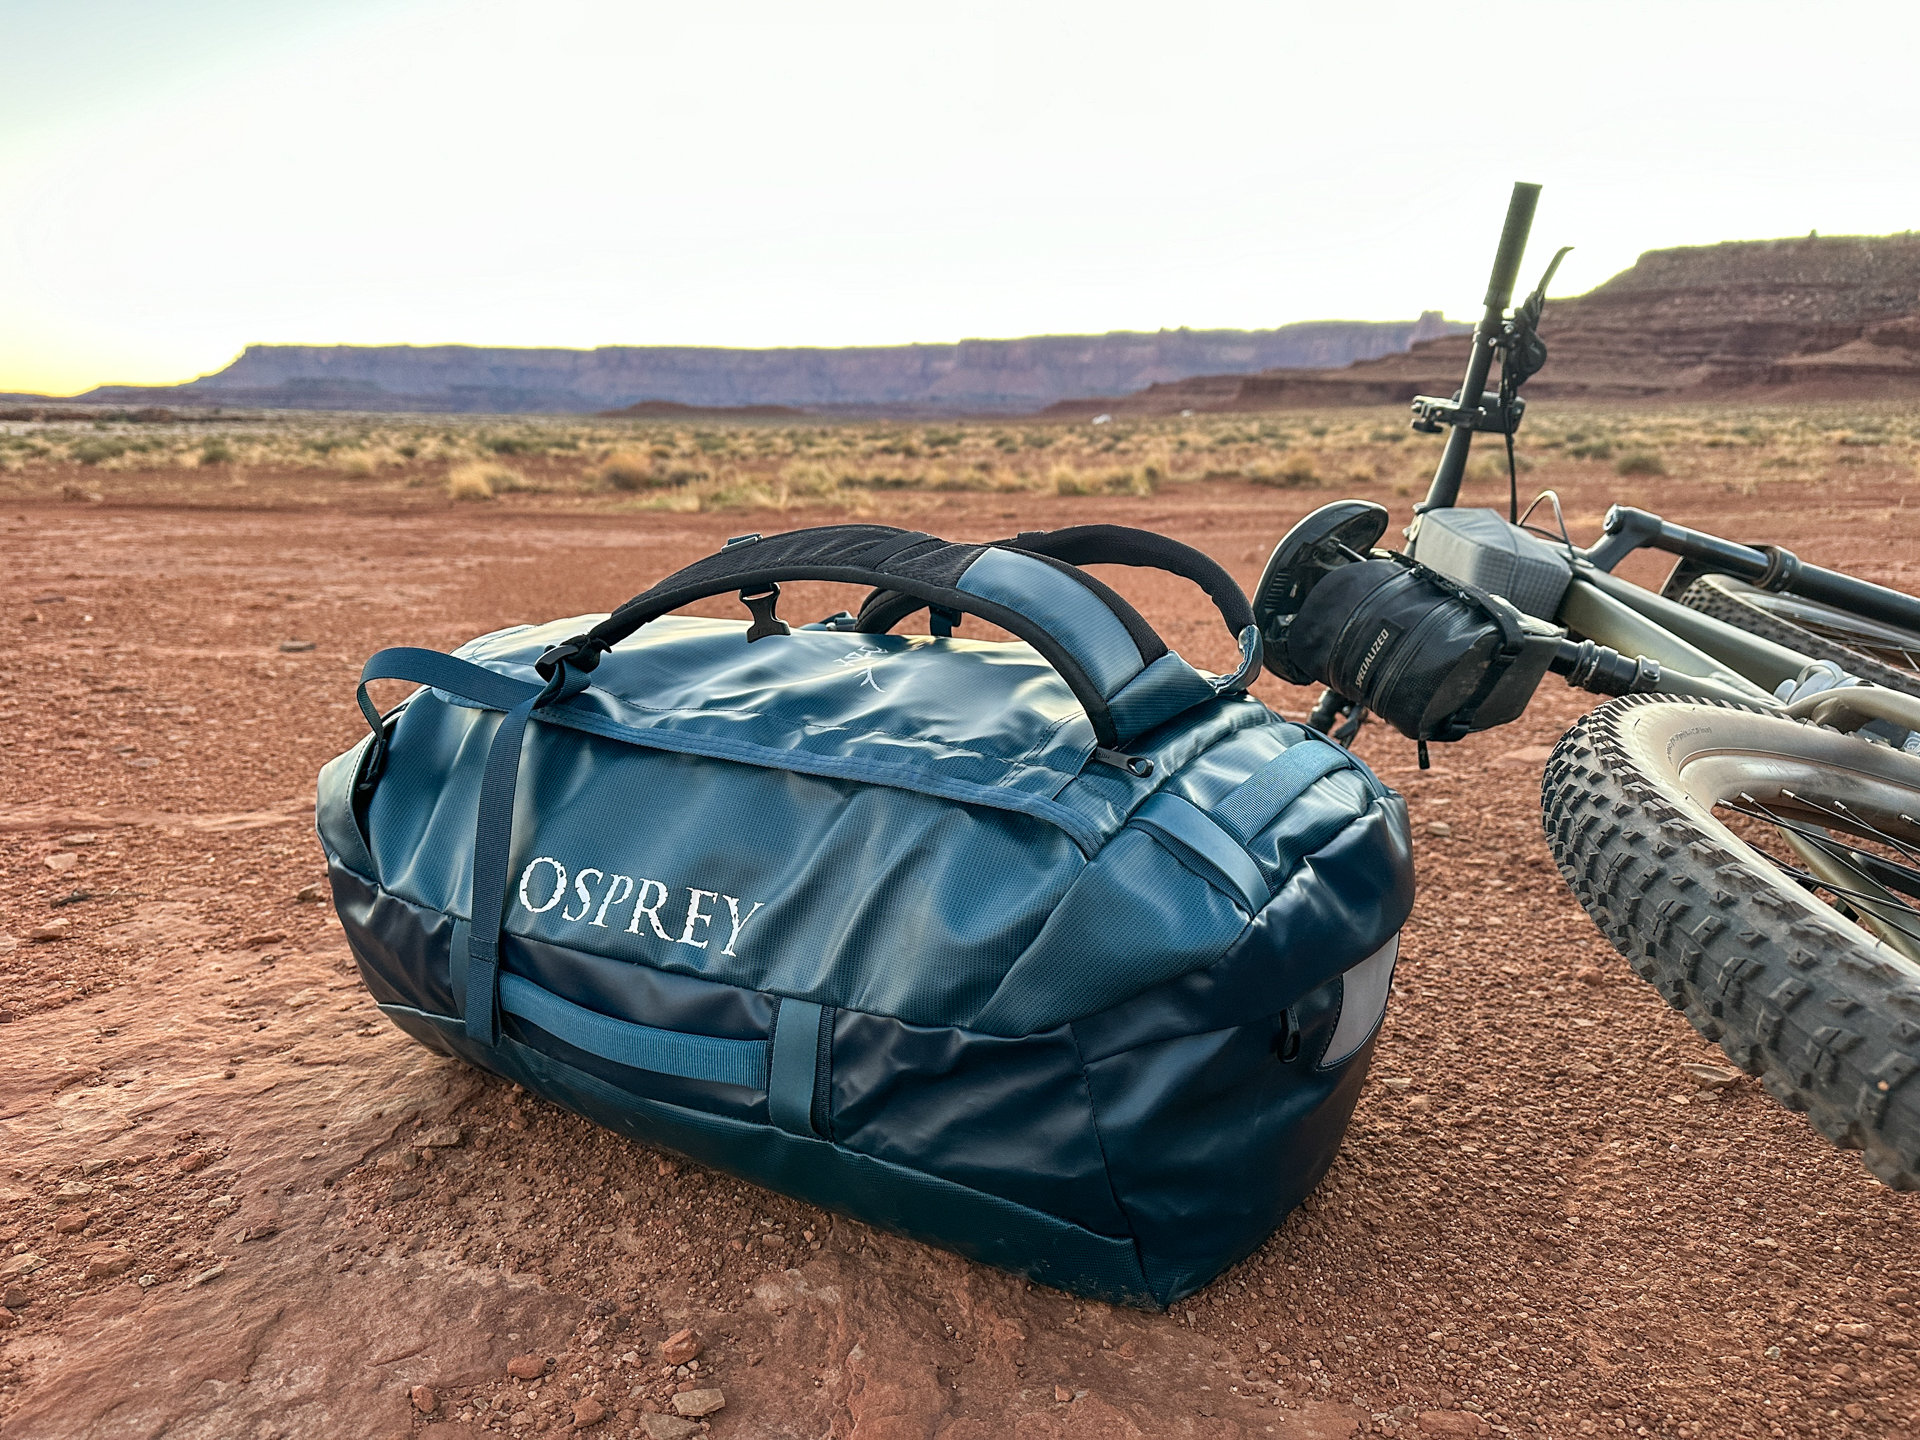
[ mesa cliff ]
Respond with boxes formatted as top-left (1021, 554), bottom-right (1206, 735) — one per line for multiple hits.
top-left (1051, 232), bottom-right (1920, 415)
top-left (63, 315), bottom-right (1463, 416)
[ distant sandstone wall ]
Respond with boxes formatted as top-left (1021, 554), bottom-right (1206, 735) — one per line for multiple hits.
top-left (1053, 233), bottom-right (1920, 415)
top-left (73, 313), bottom-right (1464, 415)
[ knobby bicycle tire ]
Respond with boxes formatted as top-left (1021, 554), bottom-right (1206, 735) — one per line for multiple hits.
top-left (1541, 694), bottom-right (1920, 1188)
top-left (1679, 573), bottom-right (1920, 698)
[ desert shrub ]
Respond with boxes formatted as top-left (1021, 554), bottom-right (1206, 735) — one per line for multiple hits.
top-left (1614, 450), bottom-right (1667, 477)
top-left (60, 482), bottom-right (102, 501)
top-left (396, 443), bottom-right (419, 459)
top-left (199, 439), bottom-right (235, 466)
top-left (446, 463), bottom-right (499, 501)
top-left (1249, 454), bottom-right (1320, 488)
top-left (780, 461), bottom-right (842, 498)
top-left (1051, 464), bottom-right (1154, 497)
top-left (487, 436), bottom-right (536, 455)
top-left (1569, 440), bottom-right (1614, 460)
top-left (334, 450), bottom-right (378, 478)
top-left (70, 438), bottom-right (126, 465)
top-left (590, 451), bottom-right (660, 491)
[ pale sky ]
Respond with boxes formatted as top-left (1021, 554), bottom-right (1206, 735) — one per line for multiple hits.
top-left (3, 0), bottom-right (1917, 396)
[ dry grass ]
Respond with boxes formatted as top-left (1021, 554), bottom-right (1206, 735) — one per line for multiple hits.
top-left (3, 400), bottom-right (1918, 515)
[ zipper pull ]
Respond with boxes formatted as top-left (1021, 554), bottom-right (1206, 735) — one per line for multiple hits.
top-left (1091, 747), bottom-right (1155, 778)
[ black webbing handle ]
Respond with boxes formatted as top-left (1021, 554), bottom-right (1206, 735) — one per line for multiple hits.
top-left (854, 524), bottom-right (1252, 639)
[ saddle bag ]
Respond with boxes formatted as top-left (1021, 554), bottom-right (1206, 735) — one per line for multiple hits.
top-left (1281, 552), bottom-right (1562, 743)
top-left (318, 523), bottom-right (1413, 1307)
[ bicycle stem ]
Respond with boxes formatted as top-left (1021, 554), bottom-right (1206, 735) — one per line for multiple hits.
top-left (1417, 181), bottom-right (1540, 516)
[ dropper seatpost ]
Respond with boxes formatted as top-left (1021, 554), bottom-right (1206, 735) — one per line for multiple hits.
top-left (1416, 181), bottom-right (1540, 513)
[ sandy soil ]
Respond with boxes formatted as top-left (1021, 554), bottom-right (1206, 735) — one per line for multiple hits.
top-left (2, 469), bottom-right (1919, 1440)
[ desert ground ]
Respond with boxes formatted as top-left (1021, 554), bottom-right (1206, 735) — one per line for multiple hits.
top-left (2, 405), bottom-right (1919, 1440)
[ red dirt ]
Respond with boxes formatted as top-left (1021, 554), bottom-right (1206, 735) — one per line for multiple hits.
top-left (3, 469), bottom-right (1919, 1440)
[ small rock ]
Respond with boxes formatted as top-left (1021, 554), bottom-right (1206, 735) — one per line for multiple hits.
top-left (0, 1307), bottom-right (15, 1330)
top-left (572, 1396), bottom-right (606, 1427)
top-left (28, 920), bottom-right (70, 942)
top-left (1380, 1077), bottom-right (1412, 1092)
top-left (2, 1254), bottom-right (47, 1278)
top-left (85, 1253), bottom-right (134, 1280)
top-left (670, 1389), bottom-right (725, 1418)
top-left (178, 1151), bottom-right (212, 1174)
top-left (507, 1353), bottom-right (547, 1380)
top-left (54, 1212), bottom-right (89, 1235)
top-left (415, 1125), bottom-right (464, 1149)
top-left (54, 1181), bottom-right (93, 1203)
top-left (185, 1261), bottom-right (226, 1288)
top-left (240, 931), bottom-right (287, 950)
top-left (1829, 1362), bottom-right (1854, 1380)
top-left (1, 1284), bottom-right (30, 1310)
top-left (241, 1222), bottom-right (279, 1243)
top-left (1425, 821), bottom-right (1452, 838)
top-left (659, 1328), bottom-right (704, 1366)
top-left (412, 1384), bottom-right (439, 1415)
top-left (388, 1178), bottom-right (423, 1202)
top-left (279, 641), bottom-right (316, 653)
top-left (1417, 1412), bottom-right (1486, 1437)
top-left (1054, 1384), bottom-right (1073, 1402)
top-left (80, 1156), bottom-right (115, 1177)
top-left (1681, 1062), bottom-right (1742, 1089)
top-left (641, 1417), bottom-right (702, 1440)
top-left (1845, 1404), bottom-right (1868, 1421)
top-left (295, 883), bottom-right (325, 903)
top-left (1573, 966), bottom-right (1606, 987)
top-left (44, 853), bottom-right (79, 873)
top-left (1834, 1322), bottom-right (1875, 1339)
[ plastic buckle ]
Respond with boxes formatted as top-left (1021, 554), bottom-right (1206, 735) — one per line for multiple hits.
top-left (535, 633), bottom-right (610, 680)
top-left (741, 585), bottom-right (792, 642)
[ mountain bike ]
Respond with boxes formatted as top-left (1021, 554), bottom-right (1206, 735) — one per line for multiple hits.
top-left (1251, 183), bottom-right (1920, 1188)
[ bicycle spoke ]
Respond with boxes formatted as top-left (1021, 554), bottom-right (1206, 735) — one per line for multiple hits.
top-left (1721, 794), bottom-right (1920, 944)
top-left (1779, 787), bottom-right (1920, 868)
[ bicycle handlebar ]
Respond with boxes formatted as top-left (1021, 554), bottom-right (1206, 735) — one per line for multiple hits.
top-left (1484, 183), bottom-right (1541, 310)
top-left (1416, 181), bottom-right (1541, 514)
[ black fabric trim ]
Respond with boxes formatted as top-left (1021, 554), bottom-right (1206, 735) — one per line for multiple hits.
top-left (811, 1004), bottom-right (836, 1141)
top-left (854, 530), bottom-right (935, 572)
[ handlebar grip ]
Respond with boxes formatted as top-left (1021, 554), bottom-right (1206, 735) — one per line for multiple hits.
top-left (1483, 182), bottom-right (1541, 310)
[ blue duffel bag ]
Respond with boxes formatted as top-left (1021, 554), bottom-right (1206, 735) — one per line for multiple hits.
top-left (318, 523), bottom-right (1413, 1307)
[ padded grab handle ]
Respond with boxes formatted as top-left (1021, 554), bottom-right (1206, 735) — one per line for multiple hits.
top-left (587, 524), bottom-right (1201, 748)
top-left (853, 524), bottom-right (1254, 641)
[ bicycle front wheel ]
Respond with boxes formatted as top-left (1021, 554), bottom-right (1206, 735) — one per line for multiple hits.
top-left (1542, 695), bottom-right (1920, 1187)
top-left (1680, 572), bottom-right (1920, 697)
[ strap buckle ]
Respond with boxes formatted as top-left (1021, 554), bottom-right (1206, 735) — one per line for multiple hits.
top-left (534, 633), bottom-right (611, 680)
top-left (741, 585), bottom-right (792, 642)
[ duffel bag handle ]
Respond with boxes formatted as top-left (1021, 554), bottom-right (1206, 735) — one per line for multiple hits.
top-left (584, 523), bottom-right (1261, 749)
top-left (851, 524), bottom-right (1254, 643)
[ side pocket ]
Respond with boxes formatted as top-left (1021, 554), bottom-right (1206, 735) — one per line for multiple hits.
top-left (316, 737), bottom-right (379, 880)
top-left (1317, 932), bottom-right (1399, 1069)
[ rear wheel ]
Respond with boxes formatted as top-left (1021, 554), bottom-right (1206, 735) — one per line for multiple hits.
top-left (1541, 695), bottom-right (1920, 1187)
top-left (1679, 573), bottom-right (1920, 698)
